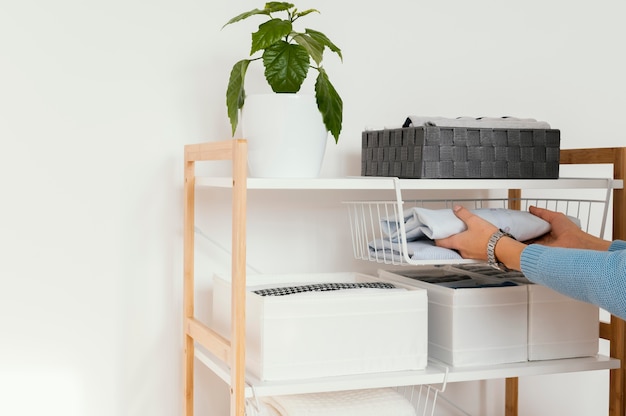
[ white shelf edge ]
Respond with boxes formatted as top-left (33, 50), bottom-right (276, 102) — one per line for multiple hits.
top-left (194, 348), bottom-right (619, 398)
top-left (443, 355), bottom-right (620, 383)
top-left (195, 176), bottom-right (623, 191)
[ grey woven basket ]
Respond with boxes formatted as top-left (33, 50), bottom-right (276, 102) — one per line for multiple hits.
top-left (361, 126), bottom-right (560, 179)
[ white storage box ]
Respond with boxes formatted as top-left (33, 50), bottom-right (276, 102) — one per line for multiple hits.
top-left (212, 272), bottom-right (428, 381)
top-left (527, 284), bottom-right (599, 360)
top-left (378, 268), bottom-right (528, 367)
top-left (451, 264), bottom-right (599, 361)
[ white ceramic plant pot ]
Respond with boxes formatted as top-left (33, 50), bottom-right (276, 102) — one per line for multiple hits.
top-left (242, 94), bottom-right (329, 178)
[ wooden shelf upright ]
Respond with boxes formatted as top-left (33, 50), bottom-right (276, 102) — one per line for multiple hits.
top-left (184, 140), bottom-right (248, 416)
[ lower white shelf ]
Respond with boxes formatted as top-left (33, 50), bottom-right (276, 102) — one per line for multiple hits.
top-left (195, 347), bottom-right (619, 398)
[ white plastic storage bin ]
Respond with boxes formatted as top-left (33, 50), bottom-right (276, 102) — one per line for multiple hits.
top-left (212, 272), bottom-right (428, 381)
top-left (527, 284), bottom-right (599, 360)
top-left (378, 268), bottom-right (528, 367)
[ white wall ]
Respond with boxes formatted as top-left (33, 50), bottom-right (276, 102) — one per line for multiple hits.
top-left (1, 1), bottom-right (624, 415)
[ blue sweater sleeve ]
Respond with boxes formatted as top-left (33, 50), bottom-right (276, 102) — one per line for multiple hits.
top-left (521, 240), bottom-right (626, 319)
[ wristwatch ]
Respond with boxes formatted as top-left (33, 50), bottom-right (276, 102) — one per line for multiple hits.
top-left (487, 229), bottom-right (515, 271)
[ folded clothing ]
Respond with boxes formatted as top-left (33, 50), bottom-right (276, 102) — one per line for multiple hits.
top-left (403, 115), bottom-right (551, 129)
top-left (382, 207), bottom-right (551, 242)
top-left (250, 388), bottom-right (416, 416)
top-left (369, 238), bottom-right (463, 261)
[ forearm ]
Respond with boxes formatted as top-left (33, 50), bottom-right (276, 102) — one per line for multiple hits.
top-left (520, 243), bottom-right (626, 319)
top-left (493, 235), bottom-right (616, 272)
top-left (493, 236), bottom-right (526, 271)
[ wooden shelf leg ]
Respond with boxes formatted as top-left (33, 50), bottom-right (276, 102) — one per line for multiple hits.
top-left (505, 377), bottom-right (519, 416)
top-left (230, 139), bottom-right (248, 416)
top-left (609, 317), bottom-right (626, 416)
top-left (610, 148), bottom-right (626, 416)
top-left (183, 335), bottom-right (194, 416)
top-left (183, 154), bottom-right (197, 416)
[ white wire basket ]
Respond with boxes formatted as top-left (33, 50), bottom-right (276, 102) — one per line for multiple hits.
top-left (244, 370), bottom-right (455, 416)
top-left (394, 370), bottom-right (449, 416)
top-left (395, 384), bottom-right (446, 416)
top-left (392, 366), bottom-right (476, 416)
top-left (344, 189), bottom-right (612, 267)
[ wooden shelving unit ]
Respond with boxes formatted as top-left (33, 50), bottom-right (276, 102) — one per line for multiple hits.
top-left (183, 141), bottom-right (626, 416)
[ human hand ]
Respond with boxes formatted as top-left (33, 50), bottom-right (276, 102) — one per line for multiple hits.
top-left (435, 205), bottom-right (499, 261)
top-left (528, 206), bottom-right (611, 251)
top-left (436, 205), bottom-right (526, 270)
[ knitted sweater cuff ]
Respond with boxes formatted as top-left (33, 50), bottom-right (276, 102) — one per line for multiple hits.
top-left (610, 240), bottom-right (626, 251)
top-left (520, 244), bottom-right (548, 280)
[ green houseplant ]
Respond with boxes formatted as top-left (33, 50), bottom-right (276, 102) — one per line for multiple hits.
top-left (224, 1), bottom-right (343, 143)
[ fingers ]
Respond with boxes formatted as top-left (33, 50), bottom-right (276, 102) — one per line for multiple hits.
top-left (529, 205), bottom-right (557, 222)
top-left (435, 235), bottom-right (455, 249)
top-left (451, 205), bottom-right (493, 231)
top-left (435, 206), bottom-right (473, 250)
top-left (450, 205), bottom-right (473, 222)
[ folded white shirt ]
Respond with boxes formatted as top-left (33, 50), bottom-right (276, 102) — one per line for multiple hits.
top-left (382, 207), bottom-right (551, 242)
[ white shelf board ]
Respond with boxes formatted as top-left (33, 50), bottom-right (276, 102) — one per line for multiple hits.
top-left (443, 355), bottom-right (619, 383)
top-left (195, 348), bottom-right (619, 398)
top-left (195, 176), bottom-right (623, 191)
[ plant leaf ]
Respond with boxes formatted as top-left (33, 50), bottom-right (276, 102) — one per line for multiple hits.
top-left (222, 2), bottom-right (293, 29)
top-left (305, 28), bottom-right (342, 61)
top-left (223, 8), bottom-right (269, 28)
top-left (263, 42), bottom-right (309, 93)
top-left (226, 59), bottom-right (250, 136)
top-left (315, 68), bottom-right (342, 143)
top-left (251, 18), bottom-right (292, 55)
top-left (264, 2), bottom-right (294, 13)
top-left (292, 33), bottom-right (323, 65)
top-left (295, 8), bottom-right (319, 18)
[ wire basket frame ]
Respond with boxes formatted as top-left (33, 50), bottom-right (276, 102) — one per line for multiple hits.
top-left (395, 383), bottom-right (446, 416)
top-left (345, 190), bottom-right (611, 267)
top-left (392, 366), bottom-right (474, 416)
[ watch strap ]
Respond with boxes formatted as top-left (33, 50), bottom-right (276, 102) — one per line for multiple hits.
top-left (487, 229), bottom-right (515, 271)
